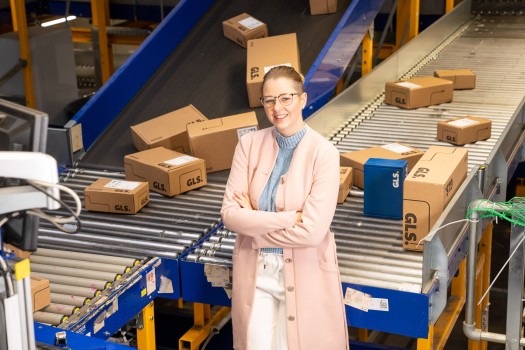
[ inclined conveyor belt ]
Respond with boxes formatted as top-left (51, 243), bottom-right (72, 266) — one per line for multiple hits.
top-left (78, 0), bottom-right (352, 169)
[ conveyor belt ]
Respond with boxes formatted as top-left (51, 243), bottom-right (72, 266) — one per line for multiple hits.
top-left (79, 0), bottom-right (352, 171)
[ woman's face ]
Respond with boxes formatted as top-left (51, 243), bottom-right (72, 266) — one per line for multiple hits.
top-left (262, 77), bottom-right (307, 137)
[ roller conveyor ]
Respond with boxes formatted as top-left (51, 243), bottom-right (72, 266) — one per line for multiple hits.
top-left (30, 249), bottom-right (145, 327)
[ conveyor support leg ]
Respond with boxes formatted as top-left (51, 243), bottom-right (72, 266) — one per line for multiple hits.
top-left (361, 26), bottom-right (373, 76)
top-left (9, 0), bottom-right (36, 107)
top-left (468, 223), bottom-right (492, 350)
top-left (417, 324), bottom-right (434, 350)
top-left (137, 301), bottom-right (156, 350)
top-left (91, 0), bottom-right (114, 84)
top-left (179, 303), bottom-right (231, 350)
top-left (396, 0), bottom-right (420, 50)
top-left (357, 328), bottom-right (368, 341)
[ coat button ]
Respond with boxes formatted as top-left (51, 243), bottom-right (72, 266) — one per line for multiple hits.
top-left (287, 286), bottom-right (294, 292)
top-left (288, 316), bottom-right (295, 321)
top-left (285, 258), bottom-right (292, 263)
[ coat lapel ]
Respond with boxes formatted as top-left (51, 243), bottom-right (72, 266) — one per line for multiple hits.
top-left (250, 128), bottom-right (279, 210)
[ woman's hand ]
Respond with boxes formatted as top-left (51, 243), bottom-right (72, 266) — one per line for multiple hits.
top-left (234, 192), bottom-right (253, 210)
top-left (296, 211), bottom-right (302, 224)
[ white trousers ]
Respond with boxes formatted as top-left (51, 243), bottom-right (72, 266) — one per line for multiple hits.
top-left (247, 253), bottom-right (288, 350)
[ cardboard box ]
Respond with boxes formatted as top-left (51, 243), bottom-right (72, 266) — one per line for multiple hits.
top-left (340, 143), bottom-right (424, 189)
top-left (4, 243), bottom-right (32, 259)
top-left (187, 112), bottom-right (258, 173)
top-left (31, 276), bottom-right (50, 312)
top-left (437, 116), bottom-right (492, 145)
top-left (434, 69), bottom-right (476, 90)
top-left (130, 105), bottom-right (208, 153)
top-left (338, 167), bottom-right (353, 204)
top-left (84, 178), bottom-right (150, 214)
top-left (403, 146), bottom-right (468, 252)
top-left (364, 158), bottom-right (407, 219)
top-left (384, 76), bottom-right (453, 109)
top-left (246, 34), bottom-right (301, 107)
top-left (124, 147), bottom-right (207, 196)
top-left (223, 13), bottom-right (268, 48)
top-left (310, 0), bottom-right (338, 15)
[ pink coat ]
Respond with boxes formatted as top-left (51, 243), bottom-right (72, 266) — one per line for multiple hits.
top-left (221, 125), bottom-right (349, 350)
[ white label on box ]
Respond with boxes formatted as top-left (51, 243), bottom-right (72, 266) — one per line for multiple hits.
top-left (448, 118), bottom-right (479, 127)
top-left (237, 126), bottom-right (257, 139)
top-left (381, 143), bottom-right (414, 154)
top-left (344, 287), bottom-right (370, 312)
top-left (395, 81), bottom-right (421, 89)
top-left (165, 155), bottom-right (197, 166)
top-left (264, 63), bottom-right (291, 74)
top-left (368, 298), bottom-right (389, 312)
top-left (104, 179), bottom-right (141, 191)
top-left (239, 17), bottom-right (264, 30)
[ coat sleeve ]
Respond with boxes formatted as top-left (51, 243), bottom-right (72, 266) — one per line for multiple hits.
top-left (221, 135), bottom-right (297, 237)
top-left (251, 144), bottom-right (340, 248)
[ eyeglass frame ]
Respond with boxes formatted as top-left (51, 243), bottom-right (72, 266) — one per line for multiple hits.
top-left (260, 92), bottom-right (302, 108)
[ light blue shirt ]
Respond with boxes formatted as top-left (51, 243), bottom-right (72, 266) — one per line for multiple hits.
top-left (259, 126), bottom-right (306, 254)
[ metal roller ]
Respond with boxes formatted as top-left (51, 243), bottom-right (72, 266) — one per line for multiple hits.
top-left (194, 248), bottom-right (232, 259)
top-left (38, 230), bottom-right (192, 252)
top-left (196, 256), bottom-right (233, 266)
top-left (35, 248), bottom-right (139, 266)
top-left (50, 283), bottom-right (100, 298)
top-left (37, 238), bottom-right (177, 259)
top-left (51, 293), bottom-right (90, 307)
top-left (30, 255), bottom-right (130, 274)
top-left (42, 303), bottom-right (80, 316)
top-left (33, 311), bottom-right (68, 326)
top-left (30, 263), bottom-right (121, 282)
top-left (33, 272), bottom-right (111, 290)
top-left (39, 226), bottom-right (197, 247)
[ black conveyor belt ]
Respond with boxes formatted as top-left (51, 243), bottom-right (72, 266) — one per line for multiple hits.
top-left (80, 0), bottom-right (352, 174)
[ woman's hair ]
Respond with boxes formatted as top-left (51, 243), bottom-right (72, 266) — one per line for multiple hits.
top-left (261, 66), bottom-right (304, 94)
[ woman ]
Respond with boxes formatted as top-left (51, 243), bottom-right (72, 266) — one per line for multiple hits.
top-left (221, 66), bottom-right (348, 350)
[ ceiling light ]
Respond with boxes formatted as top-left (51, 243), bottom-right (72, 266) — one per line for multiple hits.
top-left (41, 16), bottom-right (77, 28)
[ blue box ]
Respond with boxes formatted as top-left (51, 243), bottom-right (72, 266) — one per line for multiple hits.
top-left (364, 158), bottom-right (408, 219)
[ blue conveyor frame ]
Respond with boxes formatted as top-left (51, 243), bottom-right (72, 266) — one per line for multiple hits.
top-left (70, 0), bottom-right (383, 149)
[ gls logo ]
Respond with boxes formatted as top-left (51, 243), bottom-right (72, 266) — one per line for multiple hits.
top-left (250, 67), bottom-right (259, 79)
top-left (395, 97), bottom-right (406, 105)
top-left (445, 179), bottom-right (453, 196)
top-left (412, 167), bottom-right (429, 178)
top-left (115, 204), bottom-right (129, 212)
top-left (187, 176), bottom-right (202, 187)
top-left (446, 135), bottom-right (456, 142)
top-left (404, 213), bottom-right (417, 244)
top-left (392, 171), bottom-right (400, 188)
top-left (153, 181), bottom-right (166, 192)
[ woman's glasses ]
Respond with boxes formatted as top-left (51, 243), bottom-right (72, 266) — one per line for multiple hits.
top-left (260, 93), bottom-right (301, 108)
